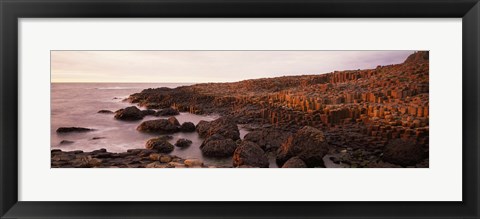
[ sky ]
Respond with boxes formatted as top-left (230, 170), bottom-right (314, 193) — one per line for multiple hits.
top-left (51, 51), bottom-right (414, 83)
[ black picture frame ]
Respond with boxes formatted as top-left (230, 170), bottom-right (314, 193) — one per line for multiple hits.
top-left (1, 0), bottom-right (479, 218)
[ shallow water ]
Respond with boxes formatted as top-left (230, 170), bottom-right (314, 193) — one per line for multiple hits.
top-left (51, 83), bottom-right (259, 167)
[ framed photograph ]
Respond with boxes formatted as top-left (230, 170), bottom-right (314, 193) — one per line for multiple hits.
top-left (1, 0), bottom-right (479, 218)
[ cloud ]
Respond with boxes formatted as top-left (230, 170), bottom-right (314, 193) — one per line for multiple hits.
top-left (51, 51), bottom-right (414, 83)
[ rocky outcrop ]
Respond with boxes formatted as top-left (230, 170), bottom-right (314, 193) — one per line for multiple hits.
top-left (282, 157), bottom-right (307, 168)
top-left (56, 127), bottom-right (95, 133)
top-left (383, 138), bottom-right (426, 166)
top-left (51, 148), bottom-right (203, 168)
top-left (276, 126), bottom-right (329, 167)
top-left (102, 51), bottom-right (430, 168)
top-left (243, 128), bottom-right (290, 152)
top-left (136, 117), bottom-right (180, 133)
top-left (145, 137), bottom-right (174, 153)
top-left (232, 141), bottom-right (269, 168)
top-left (180, 122), bottom-right (196, 132)
top-left (200, 134), bottom-right (237, 157)
top-left (114, 106), bottom-right (143, 121)
top-left (175, 138), bottom-right (192, 147)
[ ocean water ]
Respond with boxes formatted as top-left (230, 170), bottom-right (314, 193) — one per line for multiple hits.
top-left (50, 83), bottom-right (250, 167)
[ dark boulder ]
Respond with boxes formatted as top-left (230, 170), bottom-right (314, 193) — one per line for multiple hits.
top-left (56, 127), bottom-right (94, 133)
top-left (155, 108), bottom-right (179, 116)
top-left (136, 118), bottom-right (180, 133)
top-left (145, 137), bottom-right (174, 153)
top-left (233, 141), bottom-right (269, 168)
top-left (276, 126), bottom-right (329, 168)
top-left (196, 120), bottom-right (211, 137)
top-left (282, 157), bottom-right (307, 168)
top-left (196, 117), bottom-right (240, 140)
top-left (180, 122), bottom-right (196, 132)
top-left (383, 138), bottom-right (426, 166)
top-left (175, 138), bottom-right (192, 147)
top-left (200, 135), bottom-right (237, 157)
top-left (114, 106), bottom-right (143, 121)
top-left (244, 128), bottom-right (290, 152)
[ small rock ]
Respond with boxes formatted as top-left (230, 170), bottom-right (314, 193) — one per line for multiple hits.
top-left (97, 110), bottom-right (114, 114)
top-left (160, 155), bottom-right (173, 163)
top-left (145, 137), bottom-right (174, 153)
top-left (175, 138), bottom-right (192, 147)
top-left (59, 140), bottom-right (74, 145)
top-left (180, 122), bottom-right (196, 132)
top-left (184, 159), bottom-right (203, 167)
top-left (51, 149), bottom-right (62, 153)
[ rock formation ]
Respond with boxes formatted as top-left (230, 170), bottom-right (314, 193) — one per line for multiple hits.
top-left (276, 126), bottom-right (329, 167)
top-left (232, 141), bottom-right (269, 168)
top-left (125, 51), bottom-right (429, 168)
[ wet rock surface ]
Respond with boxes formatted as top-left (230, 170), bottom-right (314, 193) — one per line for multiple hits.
top-left (56, 127), bottom-right (95, 133)
top-left (51, 148), bottom-right (207, 168)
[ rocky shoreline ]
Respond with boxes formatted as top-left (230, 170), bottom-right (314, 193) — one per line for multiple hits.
top-left (52, 51), bottom-right (429, 168)
top-left (51, 148), bottom-right (208, 168)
